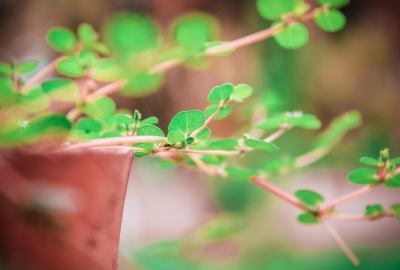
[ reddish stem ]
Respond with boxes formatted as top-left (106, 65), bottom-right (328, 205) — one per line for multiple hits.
top-left (22, 57), bottom-right (63, 92)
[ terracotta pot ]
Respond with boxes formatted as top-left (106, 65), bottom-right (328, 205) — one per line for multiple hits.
top-left (0, 147), bottom-right (133, 270)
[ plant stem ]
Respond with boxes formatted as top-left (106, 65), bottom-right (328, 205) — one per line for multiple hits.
top-left (66, 136), bottom-right (168, 149)
top-left (321, 218), bottom-right (360, 266)
top-left (190, 102), bottom-right (224, 138)
top-left (22, 57), bottom-right (63, 92)
top-left (85, 80), bottom-right (126, 102)
top-left (250, 177), bottom-right (308, 211)
top-left (264, 124), bottom-right (290, 142)
top-left (179, 149), bottom-right (241, 156)
top-left (321, 185), bottom-right (377, 212)
top-left (66, 108), bottom-right (82, 122)
top-left (187, 153), bottom-right (223, 177)
top-left (294, 146), bottom-right (331, 168)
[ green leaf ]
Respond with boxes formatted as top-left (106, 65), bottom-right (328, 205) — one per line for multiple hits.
top-left (256, 114), bottom-right (287, 130)
top-left (47, 27), bottom-right (77, 53)
top-left (257, 0), bottom-right (299, 20)
top-left (360, 157), bottom-right (381, 166)
top-left (79, 51), bottom-right (98, 68)
top-left (133, 143), bottom-right (153, 158)
top-left (294, 190), bottom-right (324, 207)
top-left (286, 114), bottom-right (321, 129)
top-left (348, 168), bottom-right (379, 185)
top-left (84, 97), bottom-right (116, 118)
top-left (205, 105), bottom-right (232, 120)
top-left (208, 83), bottom-right (234, 103)
top-left (141, 116), bottom-right (159, 125)
top-left (196, 127), bottom-right (211, 141)
top-left (391, 204), bottom-right (400, 219)
top-left (19, 87), bottom-right (50, 112)
top-left (385, 174), bottom-right (400, 188)
top-left (208, 139), bottom-right (238, 150)
top-left (16, 61), bottom-right (38, 74)
top-left (167, 130), bottom-right (185, 144)
top-left (57, 56), bottom-right (85, 77)
top-left (390, 157), bottom-right (400, 165)
top-left (25, 114), bottom-right (71, 140)
top-left (274, 22), bottom-right (309, 49)
top-left (0, 62), bottom-right (12, 76)
top-left (137, 124), bottom-right (164, 137)
top-left (317, 0), bottom-right (350, 8)
top-left (42, 79), bottom-right (79, 101)
top-left (92, 42), bottom-right (110, 55)
top-left (315, 9), bottom-right (346, 32)
top-left (75, 118), bottom-right (102, 133)
top-left (225, 167), bottom-right (258, 181)
top-left (92, 59), bottom-right (123, 82)
top-left (114, 114), bottom-right (133, 125)
top-left (78, 23), bottom-right (98, 45)
top-left (168, 110), bottom-right (206, 134)
top-left (365, 204), bottom-right (384, 218)
top-left (186, 137), bottom-right (195, 144)
top-left (297, 212), bottom-right (319, 224)
top-left (245, 139), bottom-right (279, 152)
top-left (0, 79), bottom-right (18, 108)
top-left (232, 84), bottom-right (253, 100)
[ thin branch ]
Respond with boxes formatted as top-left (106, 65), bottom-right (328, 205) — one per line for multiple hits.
top-left (264, 124), bottom-right (290, 143)
top-left (66, 136), bottom-right (168, 149)
top-left (321, 185), bottom-right (377, 212)
top-left (187, 153), bottom-right (223, 177)
top-left (22, 57), bottom-right (63, 92)
top-left (294, 145), bottom-right (331, 168)
top-left (250, 177), bottom-right (308, 211)
top-left (85, 80), bottom-right (126, 102)
top-left (179, 149), bottom-right (241, 156)
top-left (190, 102), bottom-right (224, 138)
top-left (321, 218), bottom-right (360, 266)
top-left (66, 108), bottom-right (82, 122)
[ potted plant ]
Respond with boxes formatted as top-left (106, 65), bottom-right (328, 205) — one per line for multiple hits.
top-left (0, 0), bottom-right (399, 269)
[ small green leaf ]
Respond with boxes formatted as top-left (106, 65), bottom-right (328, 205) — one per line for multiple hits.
top-left (57, 57), bottom-right (85, 77)
top-left (79, 51), bottom-right (98, 68)
top-left (196, 127), bottom-right (211, 141)
top-left (92, 59), bottom-right (123, 82)
top-left (78, 23), bottom-right (98, 45)
top-left (0, 62), bottom-right (12, 76)
top-left (297, 212), bottom-right (319, 224)
top-left (256, 114), bottom-right (287, 130)
top-left (186, 137), bottom-right (195, 144)
top-left (75, 118), bottom-right (102, 133)
top-left (16, 61), bottom-right (38, 74)
top-left (168, 110), bottom-right (206, 134)
top-left (141, 116), bottom-right (159, 125)
top-left (84, 97), bottom-right (116, 118)
top-left (257, 0), bottom-right (299, 20)
top-left (232, 84), bottom-right (253, 100)
top-left (208, 139), bottom-right (238, 150)
top-left (391, 204), bottom-right (400, 219)
top-left (25, 114), bottom-right (71, 140)
top-left (167, 130), bottom-right (185, 144)
top-left (114, 114), bottom-right (133, 125)
top-left (317, 0), bottom-right (350, 8)
top-left (47, 27), bottom-right (77, 53)
top-left (225, 167), bottom-right (258, 181)
top-left (208, 83), bottom-right (234, 103)
top-left (385, 174), bottom-right (400, 188)
top-left (42, 79), bottom-right (79, 101)
top-left (365, 204), bottom-right (384, 218)
top-left (315, 9), bottom-right (346, 32)
top-left (19, 87), bottom-right (50, 112)
top-left (360, 157), bottom-right (381, 166)
top-left (205, 105), bottom-right (232, 119)
top-left (274, 22), bottom-right (309, 49)
top-left (92, 42), bottom-right (110, 55)
top-left (244, 139), bottom-right (279, 152)
top-left (348, 168), bottom-right (379, 185)
top-left (390, 157), bottom-right (400, 165)
top-left (294, 190), bottom-right (324, 207)
top-left (287, 114), bottom-right (321, 129)
top-left (137, 124), bottom-right (164, 137)
top-left (133, 143), bottom-right (153, 158)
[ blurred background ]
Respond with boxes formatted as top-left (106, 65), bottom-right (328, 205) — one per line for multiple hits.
top-left (1, 0), bottom-right (399, 269)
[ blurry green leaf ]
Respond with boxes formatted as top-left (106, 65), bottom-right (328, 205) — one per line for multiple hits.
top-left (390, 157), bottom-right (400, 165)
top-left (158, 159), bottom-right (177, 169)
top-left (317, 0), bottom-right (350, 8)
top-left (225, 167), bottom-right (258, 181)
top-left (159, 46), bottom-right (189, 62)
top-left (196, 215), bottom-right (242, 240)
top-left (365, 204), bottom-right (384, 218)
top-left (167, 130), bottom-right (185, 144)
top-left (294, 190), bottom-right (324, 207)
top-left (16, 61), bottom-right (38, 74)
top-left (201, 154), bottom-right (225, 166)
top-left (120, 73), bottom-right (163, 97)
top-left (0, 62), bottom-right (12, 76)
top-left (78, 23), bottom-right (97, 45)
top-left (42, 79), bottom-right (79, 101)
top-left (92, 42), bottom-right (110, 55)
top-left (84, 96), bottom-right (116, 118)
top-left (195, 127), bottom-right (211, 141)
top-left (262, 156), bottom-right (294, 175)
top-left (204, 41), bottom-right (234, 56)
top-left (47, 27), bottom-right (77, 53)
top-left (257, 0), bottom-right (299, 20)
top-left (133, 143), bottom-right (153, 158)
top-left (297, 213), bottom-right (319, 224)
top-left (232, 84), bottom-right (253, 100)
top-left (208, 139), bottom-right (238, 150)
top-left (245, 138), bottom-right (279, 152)
top-left (20, 87), bottom-right (50, 112)
top-left (25, 114), bottom-right (71, 140)
top-left (0, 79), bottom-right (17, 108)
top-left (391, 204), bottom-right (400, 219)
top-left (360, 157), bottom-right (381, 166)
top-left (205, 104), bottom-right (232, 119)
top-left (186, 136), bottom-right (195, 144)
top-left (57, 56), bottom-right (85, 77)
top-left (286, 114), bottom-right (321, 129)
top-left (348, 168), bottom-right (379, 185)
top-left (385, 174), bottom-right (400, 188)
top-left (79, 51), bottom-right (97, 68)
top-left (168, 110), bottom-right (205, 134)
top-left (208, 83), bottom-right (234, 103)
top-left (257, 114), bottom-right (287, 130)
top-left (315, 9), bottom-right (346, 32)
top-left (100, 130), bottom-right (124, 138)
top-left (76, 118), bottom-right (102, 133)
top-left (92, 59), bottom-right (123, 82)
top-left (274, 22), bottom-right (309, 49)
top-left (141, 116), bottom-right (159, 125)
top-left (137, 124), bottom-right (164, 137)
top-left (114, 114), bottom-right (133, 125)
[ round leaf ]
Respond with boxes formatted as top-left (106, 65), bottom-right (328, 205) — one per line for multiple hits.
top-left (391, 204), bottom-right (400, 219)
top-left (365, 204), bottom-right (384, 217)
top-left (348, 168), bottom-right (379, 185)
top-left (244, 139), bottom-right (279, 152)
top-left (232, 84), bottom-right (253, 99)
top-left (274, 23), bottom-right (309, 49)
top-left (196, 127), bottom-right (211, 141)
top-left (57, 57), bottom-right (85, 78)
top-left (168, 110), bottom-right (206, 134)
top-left (315, 9), bottom-right (346, 32)
top-left (385, 174), bottom-right (400, 188)
top-left (297, 213), bottom-right (319, 224)
top-left (76, 118), bottom-right (102, 133)
top-left (16, 61), bottom-right (38, 74)
top-left (47, 27), bottom-right (77, 53)
top-left (294, 190), bottom-right (324, 207)
top-left (84, 97), bottom-right (116, 118)
top-left (205, 105), bottom-right (232, 120)
top-left (167, 130), bottom-right (185, 144)
top-left (225, 167), bottom-right (258, 181)
top-left (78, 23), bottom-right (98, 45)
top-left (137, 124), bottom-right (164, 137)
top-left (42, 79), bottom-right (79, 101)
top-left (257, 0), bottom-right (298, 20)
top-left (141, 116), bottom-right (159, 125)
top-left (114, 114), bottom-right (133, 125)
top-left (360, 157), bottom-right (380, 166)
top-left (208, 83), bottom-right (234, 103)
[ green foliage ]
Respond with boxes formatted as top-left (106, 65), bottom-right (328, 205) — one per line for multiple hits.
top-left (273, 23), bottom-right (309, 49)
top-left (297, 212), bottom-right (319, 224)
top-left (365, 204), bottom-right (384, 218)
top-left (317, 0), bottom-right (350, 8)
top-left (167, 130), bottom-right (185, 144)
top-left (294, 190), bottom-right (324, 207)
top-left (208, 83), bottom-right (234, 103)
top-left (47, 27), bottom-right (77, 53)
top-left (0, 62), bottom-right (12, 76)
top-left (114, 114), bottom-right (134, 125)
top-left (315, 9), bottom-right (346, 32)
top-left (391, 204), bottom-right (400, 219)
top-left (205, 105), bottom-right (232, 119)
top-left (257, 112), bottom-right (320, 130)
top-left (137, 124), bottom-right (164, 137)
top-left (385, 174), bottom-right (400, 188)
top-left (225, 167), bottom-right (259, 181)
top-left (83, 97), bottom-right (116, 118)
top-left (195, 127), bottom-right (211, 141)
top-left (360, 157), bottom-right (381, 166)
top-left (208, 139), bottom-right (238, 150)
top-left (57, 57), bottom-right (86, 77)
top-left (42, 79), bottom-right (79, 101)
top-left (16, 61), bottom-right (38, 74)
top-left (244, 139), bottom-right (279, 152)
top-left (78, 23), bottom-right (97, 46)
top-left (75, 118), bottom-right (102, 133)
top-left (232, 84), bottom-right (253, 100)
top-left (168, 110), bottom-right (205, 135)
top-left (390, 158), bottom-right (400, 165)
top-left (257, 0), bottom-right (299, 20)
top-left (348, 168), bottom-right (379, 185)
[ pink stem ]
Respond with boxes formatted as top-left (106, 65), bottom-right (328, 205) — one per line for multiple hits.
top-left (22, 57), bottom-right (63, 92)
top-left (179, 149), bottom-right (241, 156)
top-left (66, 136), bottom-right (168, 149)
top-left (85, 80), bottom-right (126, 102)
top-left (264, 124), bottom-right (290, 142)
top-left (187, 153), bottom-right (222, 177)
top-left (190, 103), bottom-right (223, 138)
